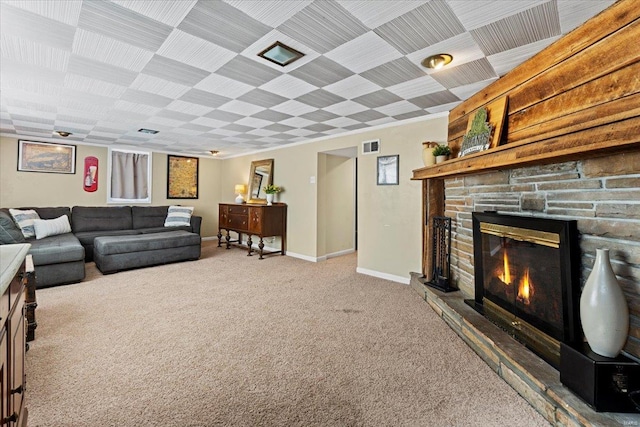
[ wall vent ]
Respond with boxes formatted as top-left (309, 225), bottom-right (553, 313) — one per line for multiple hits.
top-left (362, 139), bottom-right (380, 155)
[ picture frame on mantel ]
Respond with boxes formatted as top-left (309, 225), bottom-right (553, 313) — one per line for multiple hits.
top-left (18, 139), bottom-right (76, 174)
top-left (459, 96), bottom-right (508, 157)
top-left (167, 155), bottom-right (199, 199)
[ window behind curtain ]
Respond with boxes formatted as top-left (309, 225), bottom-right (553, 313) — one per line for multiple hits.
top-left (108, 148), bottom-right (152, 203)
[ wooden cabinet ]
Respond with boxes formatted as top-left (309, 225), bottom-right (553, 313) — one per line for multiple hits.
top-left (218, 203), bottom-right (287, 259)
top-left (0, 245), bottom-right (30, 427)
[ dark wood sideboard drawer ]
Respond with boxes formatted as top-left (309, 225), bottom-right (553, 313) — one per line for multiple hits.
top-left (228, 205), bottom-right (248, 215)
top-left (228, 214), bottom-right (248, 229)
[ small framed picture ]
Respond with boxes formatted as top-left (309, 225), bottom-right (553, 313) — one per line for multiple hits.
top-left (377, 155), bottom-right (399, 185)
top-left (167, 155), bottom-right (199, 199)
top-left (18, 140), bottom-right (76, 174)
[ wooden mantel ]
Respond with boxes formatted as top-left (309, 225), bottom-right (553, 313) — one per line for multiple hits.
top-left (413, 0), bottom-right (639, 279)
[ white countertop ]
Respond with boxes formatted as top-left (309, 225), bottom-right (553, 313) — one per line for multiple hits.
top-left (0, 244), bottom-right (31, 295)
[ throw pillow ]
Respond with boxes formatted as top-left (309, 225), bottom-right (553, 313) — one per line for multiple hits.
top-left (9, 208), bottom-right (40, 238)
top-left (164, 205), bottom-right (194, 227)
top-left (0, 211), bottom-right (26, 244)
top-left (33, 215), bottom-right (72, 240)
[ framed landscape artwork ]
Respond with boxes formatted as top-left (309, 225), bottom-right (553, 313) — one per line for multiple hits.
top-left (18, 140), bottom-right (76, 174)
top-left (167, 155), bottom-right (199, 199)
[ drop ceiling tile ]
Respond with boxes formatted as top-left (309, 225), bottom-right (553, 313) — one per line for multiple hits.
top-left (167, 127), bottom-right (202, 136)
top-left (344, 123), bottom-right (370, 131)
top-left (129, 74), bottom-right (190, 99)
top-left (3, 0), bottom-right (83, 26)
top-left (360, 57), bottom-right (426, 88)
top-left (352, 90), bottom-right (403, 108)
top-left (251, 109), bottom-right (294, 122)
top-left (194, 73), bottom-right (254, 99)
top-left (54, 120), bottom-right (93, 131)
top-left (279, 116), bottom-right (316, 128)
top-left (323, 75), bottom-right (381, 99)
top-left (121, 88), bottom-right (174, 108)
top-left (64, 74), bottom-right (127, 98)
top-left (289, 56), bottom-right (353, 87)
top-left (218, 99), bottom-right (266, 116)
top-left (295, 90), bottom-right (346, 109)
top-left (179, 89), bottom-right (232, 108)
top-left (470, 1), bottom-right (561, 55)
top-left (366, 116), bottom-right (395, 126)
top-left (374, 100), bottom-right (421, 116)
top-left (112, 100), bottom-right (160, 116)
top-left (284, 128), bottom-right (317, 137)
top-left (337, 1), bottom-right (428, 29)
top-left (260, 74), bottom-right (317, 100)
top-left (323, 116), bottom-right (361, 128)
top-left (264, 123), bottom-right (295, 133)
top-left (178, 1), bottom-right (271, 53)
top-left (430, 57), bottom-right (497, 89)
top-left (557, 0), bottom-right (616, 34)
top-left (180, 123), bottom-right (211, 133)
top-left (0, 4), bottom-right (76, 50)
top-left (305, 123), bottom-right (334, 132)
top-left (0, 59), bottom-right (66, 87)
top-left (325, 31), bottom-right (403, 74)
top-left (188, 116), bottom-right (228, 129)
top-left (447, 1), bottom-right (546, 30)
top-left (322, 100), bottom-right (369, 116)
top-left (270, 99), bottom-right (317, 116)
top-left (78, 0), bottom-right (173, 51)
top-left (165, 99), bottom-right (214, 116)
top-left (408, 90), bottom-right (460, 109)
top-left (146, 116), bottom-right (186, 128)
top-left (347, 109), bottom-right (387, 122)
top-left (72, 29), bottom-right (153, 72)
top-left (487, 36), bottom-right (559, 76)
top-left (211, 128), bottom-right (241, 137)
top-left (157, 29), bottom-right (236, 73)
top-left (10, 114), bottom-right (54, 125)
top-left (246, 128), bottom-right (278, 137)
top-left (222, 123), bottom-right (254, 133)
top-left (225, 1), bottom-right (312, 27)
top-left (112, 0), bottom-right (196, 26)
top-left (216, 55), bottom-right (283, 87)
top-left (278, 1), bottom-right (368, 53)
top-left (393, 110), bottom-right (428, 121)
top-left (234, 116), bottom-right (273, 129)
top-left (156, 109), bottom-right (198, 122)
top-left (299, 110), bottom-right (340, 122)
top-left (374, 1), bottom-right (465, 54)
top-left (386, 75), bottom-right (447, 98)
top-left (1, 35), bottom-right (70, 72)
top-left (449, 78), bottom-right (498, 100)
top-left (68, 55), bottom-right (138, 86)
top-left (238, 89), bottom-right (289, 108)
top-left (142, 55), bottom-right (209, 86)
top-left (203, 109), bottom-right (245, 123)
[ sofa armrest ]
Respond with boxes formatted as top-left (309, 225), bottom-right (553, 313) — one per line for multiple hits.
top-left (190, 216), bottom-right (202, 235)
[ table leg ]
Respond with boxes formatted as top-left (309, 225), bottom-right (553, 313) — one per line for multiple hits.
top-left (225, 231), bottom-right (231, 249)
top-left (258, 238), bottom-right (265, 260)
top-left (217, 230), bottom-right (222, 247)
top-left (247, 235), bottom-right (253, 256)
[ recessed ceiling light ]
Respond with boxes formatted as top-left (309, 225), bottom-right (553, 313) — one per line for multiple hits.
top-left (138, 128), bottom-right (159, 134)
top-left (258, 41), bottom-right (304, 67)
top-left (54, 130), bottom-right (72, 137)
top-left (422, 53), bottom-right (453, 70)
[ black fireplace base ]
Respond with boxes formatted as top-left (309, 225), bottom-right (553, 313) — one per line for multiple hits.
top-left (420, 275), bottom-right (457, 293)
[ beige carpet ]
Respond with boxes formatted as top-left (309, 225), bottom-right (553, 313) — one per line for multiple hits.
top-left (26, 241), bottom-right (549, 426)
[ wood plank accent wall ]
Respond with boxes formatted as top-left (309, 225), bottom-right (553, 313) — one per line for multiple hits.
top-left (413, 0), bottom-right (640, 279)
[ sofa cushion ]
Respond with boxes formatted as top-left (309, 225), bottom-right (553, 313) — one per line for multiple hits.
top-left (132, 206), bottom-right (168, 229)
top-left (0, 210), bottom-right (26, 244)
top-left (33, 215), bottom-right (72, 240)
top-left (72, 206), bottom-right (133, 232)
top-left (9, 208), bottom-right (40, 238)
top-left (164, 205), bottom-right (194, 227)
top-left (31, 207), bottom-right (71, 221)
top-left (74, 229), bottom-right (141, 247)
top-left (27, 232), bottom-right (84, 266)
top-left (138, 225), bottom-right (192, 234)
top-left (94, 230), bottom-right (201, 255)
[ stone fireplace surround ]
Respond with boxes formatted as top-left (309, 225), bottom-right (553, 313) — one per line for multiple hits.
top-left (410, 150), bottom-right (640, 426)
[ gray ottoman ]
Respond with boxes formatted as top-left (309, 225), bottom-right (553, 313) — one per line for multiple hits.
top-left (93, 230), bottom-right (201, 274)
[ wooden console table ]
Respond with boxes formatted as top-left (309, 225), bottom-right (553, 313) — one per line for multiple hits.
top-left (217, 203), bottom-right (287, 259)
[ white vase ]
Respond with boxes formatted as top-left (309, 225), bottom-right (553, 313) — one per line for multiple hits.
top-left (580, 248), bottom-right (629, 358)
top-left (435, 155), bottom-right (448, 164)
top-left (266, 193), bottom-right (274, 206)
top-left (422, 142), bottom-right (436, 166)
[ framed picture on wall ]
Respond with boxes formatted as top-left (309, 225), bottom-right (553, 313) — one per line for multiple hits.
top-left (167, 155), bottom-right (199, 199)
top-left (377, 155), bottom-right (399, 185)
top-left (17, 140), bottom-right (76, 174)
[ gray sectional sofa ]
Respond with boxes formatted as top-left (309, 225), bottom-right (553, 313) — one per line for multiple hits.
top-left (0, 206), bottom-right (202, 288)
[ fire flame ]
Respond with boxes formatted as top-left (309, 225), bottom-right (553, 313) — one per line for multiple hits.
top-left (517, 268), bottom-right (533, 305)
top-left (499, 251), bottom-right (511, 285)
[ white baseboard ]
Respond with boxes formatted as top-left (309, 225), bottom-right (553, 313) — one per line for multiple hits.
top-left (356, 267), bottom-right (410, 285)
top-left (285, 252), bottom-right (320, 262)
top-left (202, 236), bottom-right (217, 242)
top-left (326, 248), bottom-right (355, 259)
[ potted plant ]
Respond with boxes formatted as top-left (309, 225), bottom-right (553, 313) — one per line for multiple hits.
top-left (264, 184), bottom-right (282, 206)
top-left (433, 144), bottom-right (451, 163)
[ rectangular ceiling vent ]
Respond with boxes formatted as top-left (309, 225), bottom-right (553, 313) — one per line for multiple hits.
top-left (362, 139), bottom-right (380, 155)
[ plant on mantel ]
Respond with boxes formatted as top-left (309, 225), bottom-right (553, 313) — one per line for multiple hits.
top-left (432, 144), bottom-right (451, 157)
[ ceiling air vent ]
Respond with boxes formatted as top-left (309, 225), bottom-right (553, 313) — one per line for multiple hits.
top-left (362, 139), bottom-right (380, 155)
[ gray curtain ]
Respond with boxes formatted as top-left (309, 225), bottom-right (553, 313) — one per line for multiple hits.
top-left (111, 151), bottom-right (149, 200)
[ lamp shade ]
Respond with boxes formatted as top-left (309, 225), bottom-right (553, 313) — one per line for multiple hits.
top-left (235, 184), bottom-right (246, 194)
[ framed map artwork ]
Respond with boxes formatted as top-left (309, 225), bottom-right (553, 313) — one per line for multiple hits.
top-left (18, 140), bottom-right (76, 174)
top-left (167, 155), bottom-right (199, 199)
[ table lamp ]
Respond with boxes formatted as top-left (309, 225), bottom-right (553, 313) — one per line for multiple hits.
top-left (235, 184), bottom-right (246, 204)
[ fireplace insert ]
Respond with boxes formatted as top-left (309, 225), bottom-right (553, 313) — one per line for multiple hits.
top-left (468, 212), bottom-right (581, 368)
